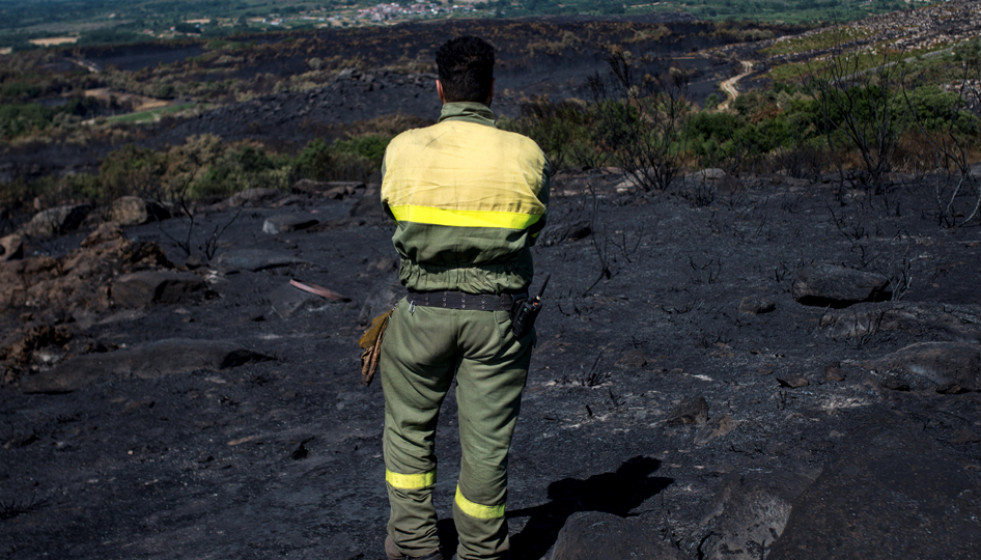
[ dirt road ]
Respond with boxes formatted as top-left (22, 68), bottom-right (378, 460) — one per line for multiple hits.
top-left (717, 60), bottom-right (753, 111)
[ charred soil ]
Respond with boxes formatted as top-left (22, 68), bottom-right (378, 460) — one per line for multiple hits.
top-left (2, 168), bottom-right (981, 559)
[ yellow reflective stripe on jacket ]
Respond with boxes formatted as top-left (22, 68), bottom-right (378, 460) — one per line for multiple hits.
top-left (386, 469), bottom-right (436, 490)
top-left (388, 205), bottom-right (543, 230)
top-left (455, 486), bottom-right (505, 519)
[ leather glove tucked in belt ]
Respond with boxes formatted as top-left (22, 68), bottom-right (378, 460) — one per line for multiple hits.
top-left (358, 307), bottom-right (394, 386)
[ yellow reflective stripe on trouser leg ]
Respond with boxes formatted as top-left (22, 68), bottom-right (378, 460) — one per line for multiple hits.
top-left (455, 486), bottom-right (505, 520)
top-left (386, 469), bottom-right (436, 490)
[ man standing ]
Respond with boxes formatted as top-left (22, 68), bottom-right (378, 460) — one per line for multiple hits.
top-left (378, 36), bottom-right (550, 560)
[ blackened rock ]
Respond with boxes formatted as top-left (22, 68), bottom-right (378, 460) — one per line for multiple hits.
top-left (216, 249), bottom-right (307, 272)
top-left (739, 295), bottom-right (776, 314)
top-left (541, 220), bottom-right (592, 247)
top-left (350, 183), bottom-right (384, 218)
top-left (698, 471), bottom-right (814, 560)
top-left (820, 303), bottom-right (981, 343)
top-left (1, 322), bottom-right (74, 366)
top-left (667, 396), bottom-right (709, 426)
top-left (358, 273), bottom-right (402, 325)
top-left (290, 441), bottom-right (309, 460)
top-left (292, 179), bottom-right (364, 199)
top-left (694, 414), bottom-right (738, 445)
top-left (614, 348), bottom-right (649, 369)
top-left (776, 375), bottom-right (809, 389)
top-left (549, 512), bottom-right (684, 560)
top-left (792, 264), bottom-right (890, 308)
top-left (825, 363), bottom-right (846, 382)
top-left (20, 338), bottom-right (274, 393)
top-left (22, 204), bottom-right (91, 237)
top-left (768, 414), bottom-right (981, 560)
top-left (864, 341), bottom-right (981, 392)
top-left (686, 167), bottom-right (727, 181)
top-left (262, 214), bottom-right (320, 234)
top-left (111, 270), bottom-right (209, 308)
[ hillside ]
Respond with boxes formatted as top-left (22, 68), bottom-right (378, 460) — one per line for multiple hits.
top-left (0, 0), bottom-right (933, 50)
top-left (2, 0), bottom-right (979, 199)
top-left (1, 2), bottom-right (980, 559)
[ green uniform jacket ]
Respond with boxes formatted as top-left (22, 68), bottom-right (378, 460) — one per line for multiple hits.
top-left (381, 101), bottom-right (550, 295)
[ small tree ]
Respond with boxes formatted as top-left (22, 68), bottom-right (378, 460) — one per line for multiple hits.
top-left (805, 47), bottom-right (905, 199)
top-left (98, 144), bottom-right (166, 204)
top-left (904, 41), bottom-right (981, 227)
top-left (592, 49), bottom-right (690, 192)
top-left (501, 96), bottom-right (608, 172)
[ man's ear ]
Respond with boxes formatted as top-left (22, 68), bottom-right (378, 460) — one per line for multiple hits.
top-left (436, 79), bottom-right (446, 104)
top-left (486, 79), bottom-right (495, 106)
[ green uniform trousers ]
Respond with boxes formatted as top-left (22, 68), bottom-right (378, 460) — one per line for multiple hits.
top-left (380, 298), bottom-right (533, 560)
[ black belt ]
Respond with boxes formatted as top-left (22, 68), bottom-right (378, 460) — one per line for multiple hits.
top-left (407, 290), bottom-right (517, 311)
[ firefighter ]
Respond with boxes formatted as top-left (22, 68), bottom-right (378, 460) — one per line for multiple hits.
top-left (378, 35), bottom-right (550, 560)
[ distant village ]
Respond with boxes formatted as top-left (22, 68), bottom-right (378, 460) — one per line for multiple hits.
top-left (246, 1), bottom-right (482, 29)
top-left (356, 1), bottom-right (480, 23)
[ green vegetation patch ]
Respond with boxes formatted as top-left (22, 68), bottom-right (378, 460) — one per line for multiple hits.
top-left (763, 27), bottom-right (873, 56)
top-left (105, 103), bottom-right (198, 124)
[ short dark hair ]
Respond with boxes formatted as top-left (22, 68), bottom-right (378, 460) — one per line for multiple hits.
top-left (436, 36), bottom-right (495, 103)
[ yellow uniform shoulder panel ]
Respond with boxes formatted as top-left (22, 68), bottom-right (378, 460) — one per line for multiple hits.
top-left (382, 121), bottom-right (546, 228)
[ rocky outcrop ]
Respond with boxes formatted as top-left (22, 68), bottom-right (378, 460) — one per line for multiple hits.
top-left (768, 415), bottom-right (981, 560)
top-left (0, 223), bottom-right (173, 313)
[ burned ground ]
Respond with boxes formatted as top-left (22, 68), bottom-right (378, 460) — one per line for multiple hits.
top-left (2, 167), bottom-right (980, 559)
top-left (0, 16), bottom-right (745, 183)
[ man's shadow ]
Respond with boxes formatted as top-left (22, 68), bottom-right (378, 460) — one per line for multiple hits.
top-left (436, 455), bottom-right (671, 559)
top-left (509, 455), bottom-right (672, 559)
